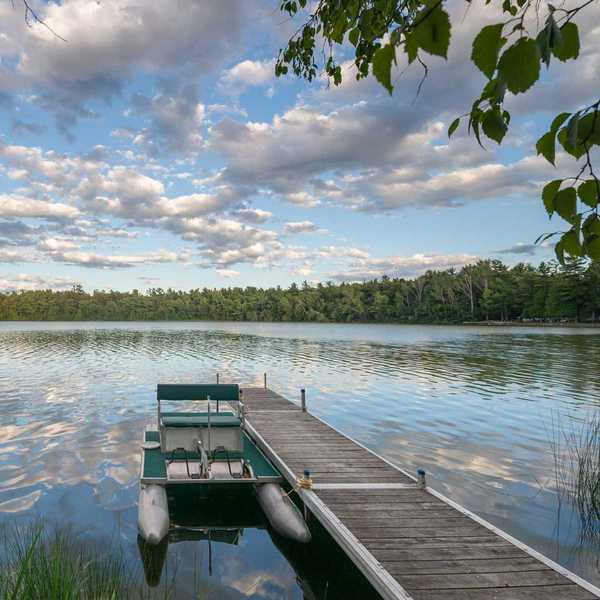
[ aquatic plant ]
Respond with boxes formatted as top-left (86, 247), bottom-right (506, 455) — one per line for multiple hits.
top-left (0, 522), bottom-right (172, 600)
top-left (550, 411), bottom-right (600, 542)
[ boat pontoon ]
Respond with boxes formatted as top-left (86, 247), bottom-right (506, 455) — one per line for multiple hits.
top-left (138, 383), bottom-right (311, 546)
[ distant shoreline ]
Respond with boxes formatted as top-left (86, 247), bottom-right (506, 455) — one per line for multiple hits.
top-left (463, 321), bottom-right (600, 327)
top-left (0, 318), bottom-right (599, 328)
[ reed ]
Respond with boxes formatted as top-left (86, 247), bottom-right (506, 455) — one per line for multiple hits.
top-left (0, 522), bottom-right (170, 599)
top-left (549, 410), bottom-right (600, 542)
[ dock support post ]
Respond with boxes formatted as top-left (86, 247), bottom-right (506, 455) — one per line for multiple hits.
top-left (264, 372), bottom-right (267, 389)
top-left (301, 388), bottom-right (306, 412)
top-left (216, 372), bottom-right (219, 384)
top-left (417, 468), bottom-right (426, 489)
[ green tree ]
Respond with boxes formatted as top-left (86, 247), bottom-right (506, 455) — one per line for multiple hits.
top-left (275, 0), bottom-right (599, 263)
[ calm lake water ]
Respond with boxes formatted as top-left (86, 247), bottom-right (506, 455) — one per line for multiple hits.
top-left (1, 321), bottom-right (599, 597)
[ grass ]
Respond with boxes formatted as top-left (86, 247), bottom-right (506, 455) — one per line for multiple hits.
top-left (0, 522), bottom-right (173, 600)
top-left (549, 410), bottom-right (600, 542)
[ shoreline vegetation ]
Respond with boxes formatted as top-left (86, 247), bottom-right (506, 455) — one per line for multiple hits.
top-left (1, 259), bottom-right (599, 324)
top-left (0, 523), bottom-right (168, 599)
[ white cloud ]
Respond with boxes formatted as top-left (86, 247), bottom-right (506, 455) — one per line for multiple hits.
top-left (0, 273), bottom-right (78, 291)
top-left (218, 59), bottom-right (276, 95)
top-left (46, 249), bottom-right (189, 269)
top-left (0, 194), bottom-right (80, 220)
top-left (0, 248), bottom-right (28, 263)
top-left (328, 253), bottom-right (478, 281)
top-left (216, 269), bottom-right (240, 278)
top-left (0, 0), bottom-right (258, 133)
top-left (230, 208), bottom-right (272, 224)
top-left (37, 237), bottom-right (79, 252)
top-left (127, 85), bottom-right (206, 157)
top-left (283, 220), bottom-right (320, 234)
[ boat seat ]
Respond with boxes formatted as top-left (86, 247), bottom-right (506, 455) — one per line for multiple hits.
top-left (161, 414), bottom-right (241, 428)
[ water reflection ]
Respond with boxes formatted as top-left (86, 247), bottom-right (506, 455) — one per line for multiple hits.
top-left (0, 321), bottom-right (599, 591)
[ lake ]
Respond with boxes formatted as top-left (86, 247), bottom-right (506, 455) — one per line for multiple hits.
top-left (1, 321), bottom-right (599, 597)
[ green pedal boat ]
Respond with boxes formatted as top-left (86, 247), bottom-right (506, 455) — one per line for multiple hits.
top-left (138, 383), bottom-right (311, 545)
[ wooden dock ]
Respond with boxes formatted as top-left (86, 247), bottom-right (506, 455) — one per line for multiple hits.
top-left (242, 386), bottom-right (600, 600)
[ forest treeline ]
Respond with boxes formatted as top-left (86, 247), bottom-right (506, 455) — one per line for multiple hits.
top-left (1, 259), bottom-right (599, 323)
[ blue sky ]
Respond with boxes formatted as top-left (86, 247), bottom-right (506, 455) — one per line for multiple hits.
top-left (0, 0), bottom-right (597, 292)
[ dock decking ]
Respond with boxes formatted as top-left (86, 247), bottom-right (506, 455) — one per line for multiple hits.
top-left (242, 387), bottom-right (600, 600)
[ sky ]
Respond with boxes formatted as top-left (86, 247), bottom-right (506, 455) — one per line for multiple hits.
top-left (0, 0), bottom-right (598, 292)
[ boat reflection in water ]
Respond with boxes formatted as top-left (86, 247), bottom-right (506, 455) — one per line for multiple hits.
top-left (137, 490), bottom-right (378, 599)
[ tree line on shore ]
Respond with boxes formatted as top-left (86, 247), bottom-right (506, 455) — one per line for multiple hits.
top-left (1, 259), bottom-right (599, 323)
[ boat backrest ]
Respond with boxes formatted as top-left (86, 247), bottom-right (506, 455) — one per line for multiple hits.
top-left (157, 384), bottom-right (240, 402)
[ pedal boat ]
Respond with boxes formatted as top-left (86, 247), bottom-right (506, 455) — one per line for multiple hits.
top-left (138, 383), bottom-right (311, 545)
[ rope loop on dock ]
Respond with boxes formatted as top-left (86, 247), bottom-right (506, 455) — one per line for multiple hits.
top-left (296, 473), bottom-right (313, 489)
top-left (283, 471), bottom-right (313, 498)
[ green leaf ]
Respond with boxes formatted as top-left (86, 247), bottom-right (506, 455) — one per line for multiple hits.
top-left (542, 179), bottom-right (562, 215)
top-left (497, 38), bottom-right (541, 94)
top-left (471, 24), bottom-right (504, 79)
top-left (372, 44), bottom-right (395, 94)
top-left (553, 187), bottom-right (577, 223)
top-left (481, 109), bottom-right (507, 143)
top-left (576, 112), bottom-right (600, 146)
top-left (585, 235), bottom-right (600, 261)
top-left (583, 213), bottom-right (600, 237)
top-left (550, 112), bottom-right (570, 132)
top-left (578, 179), bottom-right (599, 208)
top-left (548, 14), bottom-right (563, 49)
top-left (331, 15), bottom-right (347, 44)
top-left (561, 229), bottom-right (583, 257)
top-left (557, 128), bottom-right (586, 159)
top-left (536, 26), bottom-right (551, 68)
top-left (555, 238), bottom-right (565, 264)
top-left (536, 130), bottom-right (556, 165)
top-left (553, 22), bottom-right (579, 61)
top-left (567, 113), bottom-right (579, 147)
top-left (405, 33), bottom-right (419, 64)
top-left (413, 4), bottom-right (451, 58)
top-left (348, 27), bottom-right (360, 47)
top-left (582, 214), bottom-right (600, 260)
top-left (448, 117), bottom-right (460, 137)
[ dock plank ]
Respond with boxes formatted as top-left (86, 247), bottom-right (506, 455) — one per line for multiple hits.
top-left (411, 586), bottom-right (597, 600)
top-left (243, 387), bottom-right (600, 600)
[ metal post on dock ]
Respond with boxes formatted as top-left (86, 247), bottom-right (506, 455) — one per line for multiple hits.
top-left (417, 468), bottom-right (426, 489)
top-left (216, 372), bottom-right (219, 384)
top-left (301, 388), bottom-right (306, 412)
top-left (264, 372), bottom-right (267, 389)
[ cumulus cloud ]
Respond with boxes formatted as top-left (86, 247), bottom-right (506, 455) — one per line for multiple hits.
top-left (218, 59), bottom-right (276, 95)
top-left (0, 248), bottom-right (28, 263)
top-left (0, 273), bottom-right (78, 291)
top-left (127, 84), bottom-right (206, 157)
top-left (37, 237), bottom-right (79, 252)
top-left (0, 194), bottom-right (80, 220)
top-left (0, 220), bottom-right (40, 246)
top-left (230, 208), bottom-right (272, 224)
top-left (0, 0), bottom-right (258, 134)
top-left (328, 253), bottom-right (478, 281)
top-left (283, 220), bottom-right (320, 234)
top-left (216, 269), bottom-right (240, 278)
top-left (46, 249), bottom-right (189, 269)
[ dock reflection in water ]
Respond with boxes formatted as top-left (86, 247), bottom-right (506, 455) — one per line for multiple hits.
top-left (138, 491), bottom-right (376, 599)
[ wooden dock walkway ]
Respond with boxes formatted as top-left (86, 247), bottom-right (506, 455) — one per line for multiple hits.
top-left (242, 386), bottom-right (600, 600)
